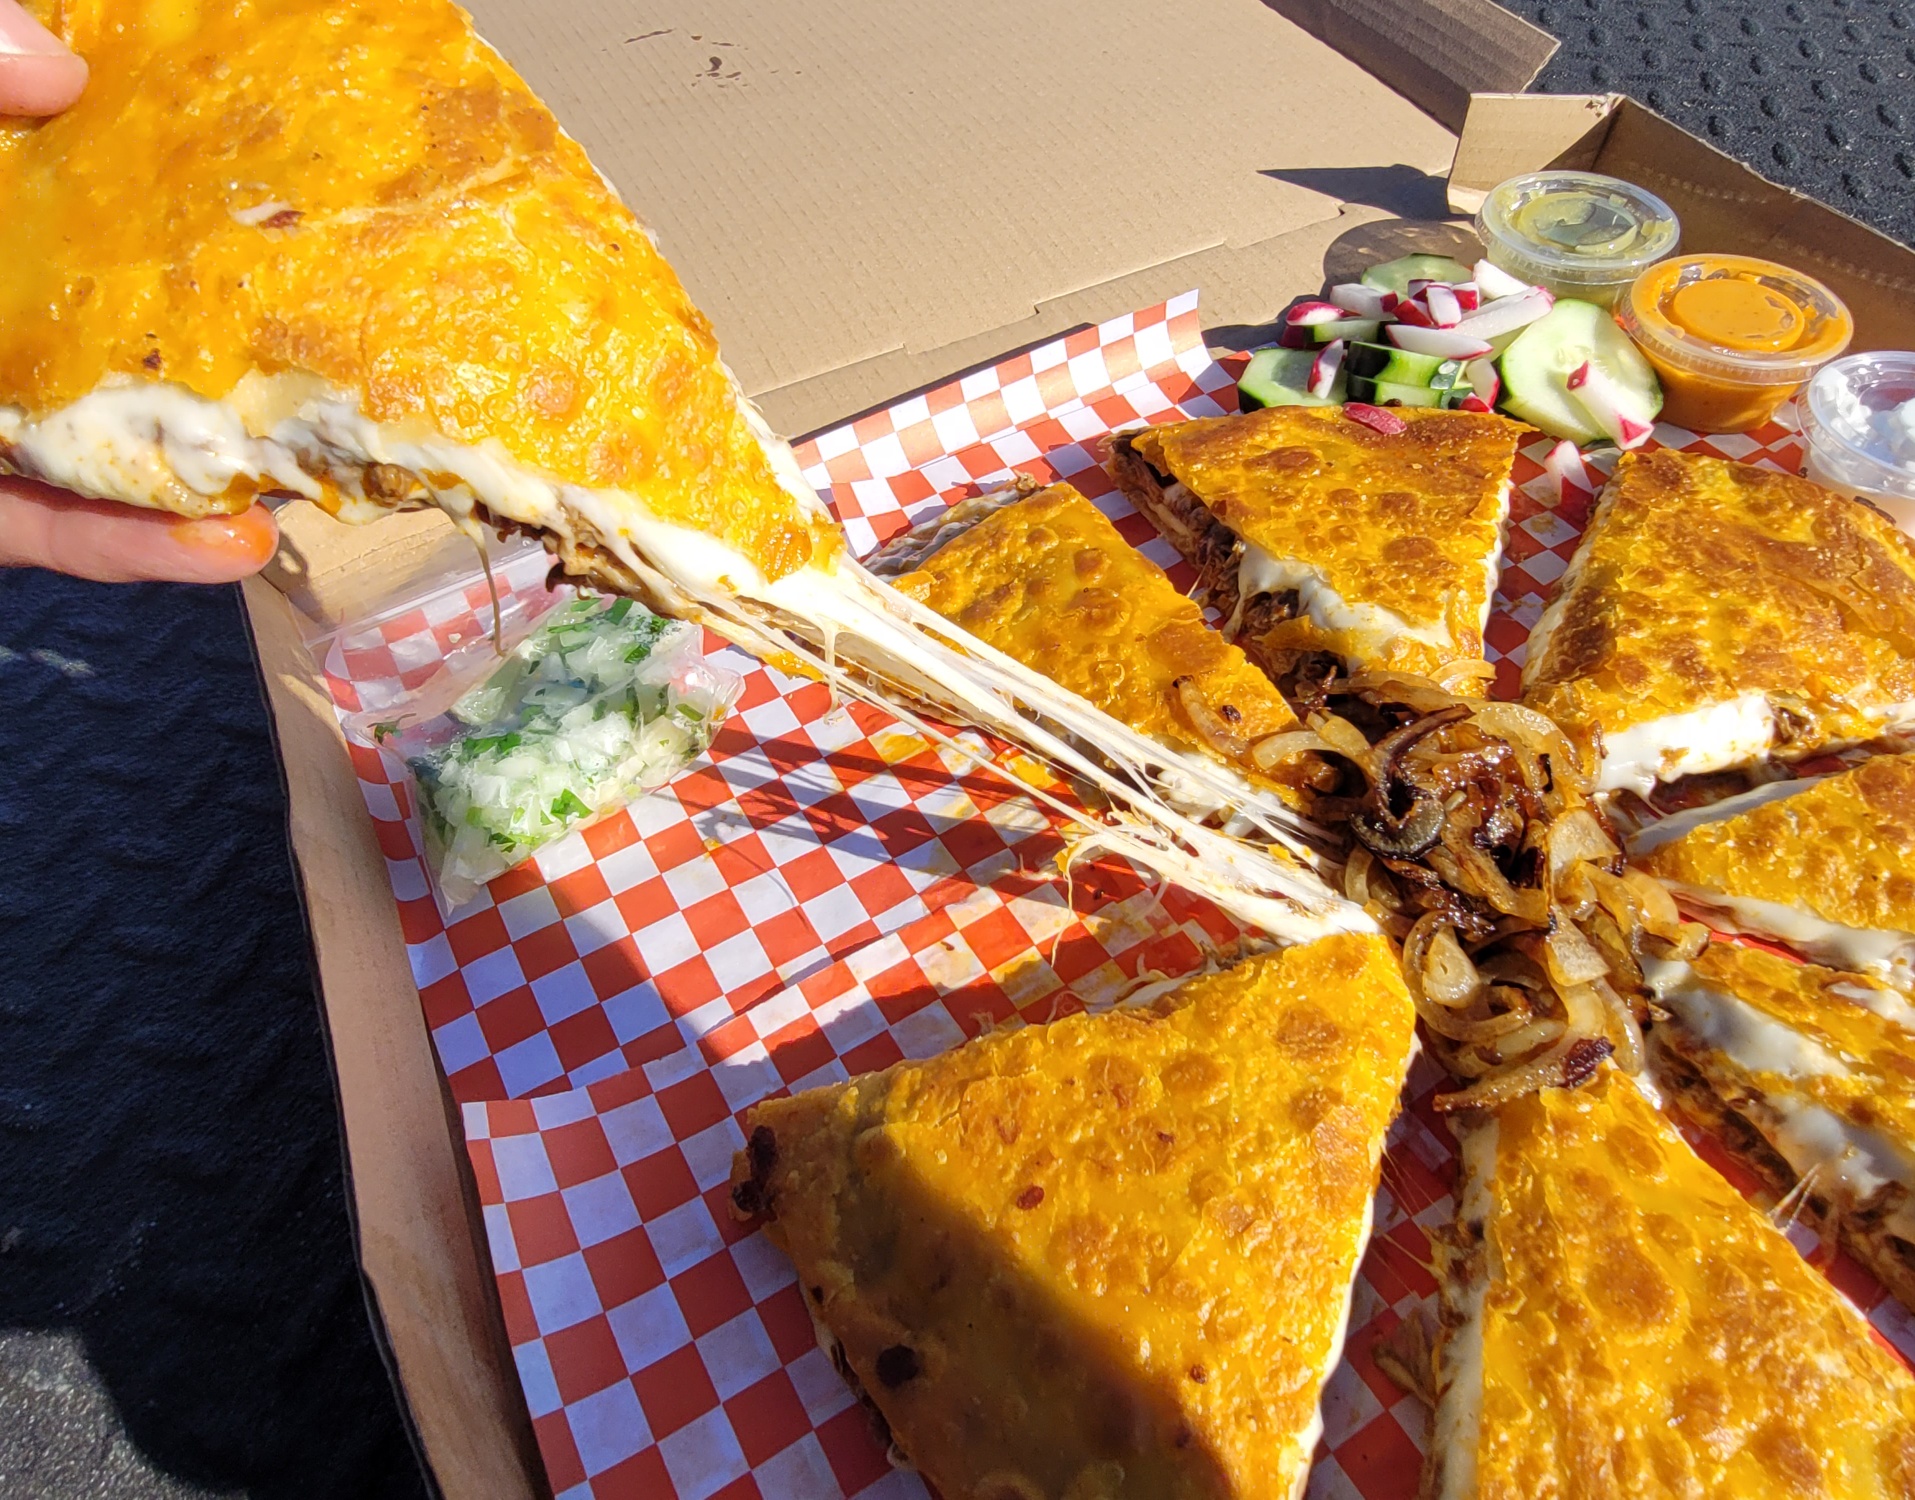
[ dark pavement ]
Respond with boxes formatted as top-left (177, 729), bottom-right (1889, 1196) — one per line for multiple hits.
top-left (1, 2), bottom-right (1909, 1495)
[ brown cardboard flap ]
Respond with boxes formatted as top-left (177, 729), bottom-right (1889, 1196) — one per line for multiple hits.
top-left (1594, 101), bottom-right (1915, 351)
top-left (1259, 0), bottom-right (1557, 131)
top-left (766, 200), bottom-right (1452, 438)
top-left (458, 0), bottom-right (1456, 417)
top-left (1446, 91), bottom-right (1620, 211)
top-left (242, 576), bottom-right (546, 1500)
top-left (1447, 92), bottom-right (1915, 351)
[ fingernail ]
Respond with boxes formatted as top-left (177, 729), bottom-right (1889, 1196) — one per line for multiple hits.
top-left (0, 6), bottom-right (72, 56)
top-left (167, 506), bottom-right (280, 578)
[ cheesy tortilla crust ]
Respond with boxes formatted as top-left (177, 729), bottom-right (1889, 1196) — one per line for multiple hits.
top-left (731, 933), bottom-right (1416, 1500)
top-left (0, 0), bottom-right (825, 581)
top-left (1109, 406), bottom-right (1520, 680)
top-left (1431, 1067), bottom-right (1915, 1500)
top-left (1522, 450), bottom-right (1915, 780)
top-left (1633, 754), bottom-right (1915, 953)
top-left (1649, 940), bottom-right (1915, 1313)
top-left (879, 482), bottom-right (1323, 801)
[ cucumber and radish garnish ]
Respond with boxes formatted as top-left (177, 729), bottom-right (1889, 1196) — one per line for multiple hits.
top-left (1359, 253), bottom-right (1473, 296)
top-left (1497, 299), bottom-right (1661, 448)
top-left (1238, 347), bottom-right (1342, 410)
top-left (1242, 252), bottom-right (1663, 455)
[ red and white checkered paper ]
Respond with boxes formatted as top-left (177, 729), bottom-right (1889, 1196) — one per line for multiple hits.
top-left (307, 291), bottom-right (1914, 1500)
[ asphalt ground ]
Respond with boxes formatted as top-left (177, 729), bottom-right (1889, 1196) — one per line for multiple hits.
top-left (2, 3), bottom-right (1910, 1495)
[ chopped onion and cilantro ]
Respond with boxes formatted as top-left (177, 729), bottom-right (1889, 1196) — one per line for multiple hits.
top-left (398, 596), bottom-right (738, 905)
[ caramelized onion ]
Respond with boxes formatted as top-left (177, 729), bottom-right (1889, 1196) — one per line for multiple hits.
top-left (1422, 924), bottom-right (1483, 1007)
top-left (1305, 668), bottom-right (1663, 1113)
top-left (1544, 910), bottom-right (1611, 986)
top-left (1310, 711), bottom-right (1377, 768)
top-left (1435, 1030), bottom-right (1598, 1112)
top-left (1250, 729), bottom-right (1331, 770)
top-left (1174, 676), bottom-right (1250, 758)
top-left (1546, 809), bottom-right (1619, 888)
top-left (1621, 867), bottom-right (1683, 940)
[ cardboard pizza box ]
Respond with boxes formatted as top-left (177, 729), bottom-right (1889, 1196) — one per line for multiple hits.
top-left (234, 2), bottom-right (1915, 1495)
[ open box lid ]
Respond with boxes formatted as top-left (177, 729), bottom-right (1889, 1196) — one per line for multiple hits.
top-left (458, 0), bottom-right (1548, 438)
top-left (235, 4), bottom-right (1909, 1498)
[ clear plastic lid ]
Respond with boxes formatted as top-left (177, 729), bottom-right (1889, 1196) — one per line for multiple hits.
top-left (1620, 256), bottom-right (1854, 387)
top-left (1800, 352), bottom-right (1915, 508)
top-left (1474, 171), bottom-right (1681, 296)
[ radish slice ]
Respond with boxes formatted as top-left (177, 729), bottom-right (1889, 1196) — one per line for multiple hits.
top-left (1473, 259), bottom-right (1535, 301)
top-left (1423, 284), bottom-right (1463, 327)
top-left (1286, 299), bottom-right (1348, 327)
top-left (1453, 288), bottom-right (1555, 344)
top-left (1392, 296), bottom-right (1436, 329)
top-left (1457, 395), bottom-right (1495, 413)
top-left (1386, 324), bottom-right (1494, 360)
top-left (1464, 356), bottom-right (1501, 405)
top-left (1541, 438), bottom-right (1598, 501)
top-left (1566, 361), bottom-right (1656, 449)
top-left (1309, 340), bottom-right (1346, 399)
top-left (1327, 283), bottom-right (1392, 321)
top-left (1277, 322), bottom-right (1315, 350)
top-left (1344, 403), bottom-right (1409, 436)
top-left (1454, 283), bottom-right (1482, 312)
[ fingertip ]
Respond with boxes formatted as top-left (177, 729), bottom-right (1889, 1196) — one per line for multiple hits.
top-left (0, 52), bottom-right (86, 115)
top-left (166, 504), bottom-right (281, 582)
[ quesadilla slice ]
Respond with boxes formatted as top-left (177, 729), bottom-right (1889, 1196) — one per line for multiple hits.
top-left (1648, 939), bottom-right (1915, 1314)
top-left (0, 0), bottom-right (1359, 942)
top-left (1107, 405), bottom-right (1523, 690)
top-left (1631, 753), bottom-right (1915, 988)
top-left (870, 481), bottom-right (1331, 813)
top-left (730, 932), bottom-right (1417, 1500)
top-left (1522, 450), bottom-right (1915, 796)
top-left (1428, 1066), bottom-right (1915, 1499)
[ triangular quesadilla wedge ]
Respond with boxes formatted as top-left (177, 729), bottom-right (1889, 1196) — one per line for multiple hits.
top-left (1107, 406), bottom-right (1523, 691)
top-left (1522, 450), bottom-right (1915, 796)
top-left (730, 932), bottom-right (1417, 1500)
top-left (869, 480), bottom-right (1332, 812)
top-left (0, 0), bottom-right (1358, 941)
top-left (1629, 753), bottom-right (1915, 990)
top-left (1647, 939), bottom-right (1915, 1314)
top-left (1428, 1066), bottom-right (1915, 1499)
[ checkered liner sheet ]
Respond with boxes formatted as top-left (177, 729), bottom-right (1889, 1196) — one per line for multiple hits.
top-left (311, 292), bottom-right (1910, 1500)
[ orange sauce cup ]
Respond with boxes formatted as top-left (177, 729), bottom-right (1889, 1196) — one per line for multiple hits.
top-left (1618, 256), bottom-right (1853, 432)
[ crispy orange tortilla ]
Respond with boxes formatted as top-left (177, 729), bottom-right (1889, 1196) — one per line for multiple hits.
top-left (1634, 754), bottom-right (1915, 949)
top-left (1433, 1066), bottom-right (1915, 1499)
top-left (1119, 406), bottom-right (1521, 678)
top-left (0, 0), bottom-right (824, 579)
top-left (886, 483), bottom-right (1322, 799)
top-left (1523, 450), bottom-right (1915, 778)
top-left (732, 933), bottom-right (1416, 1500)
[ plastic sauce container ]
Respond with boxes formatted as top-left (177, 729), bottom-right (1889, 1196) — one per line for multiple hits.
top-left (1799, 352), bottom-right (1915, 532)
top-left (1474, 170), bottom-right (1681, 308)
top-left (1618, 255), bottom-right (1853, 432)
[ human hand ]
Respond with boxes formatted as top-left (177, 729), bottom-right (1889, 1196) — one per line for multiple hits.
top-left (1, 5), bottom-right (279, 583)
top-left (0, 0), bottom-right (86, 115)
top-left (0, 480), bottom-right (281, 583)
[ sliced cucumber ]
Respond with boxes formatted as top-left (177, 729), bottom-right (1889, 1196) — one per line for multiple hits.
top-left (1347, 376), bottom-right (1448, 408)
top-left (1497, 299), bottom-right (1662, 444)
top-left (1360, 253), bottom-right (1474, 297)
top-left (1313, 317), bottom-right (1382, 345)
top-left (1239, 346), bottom-right (1340, 410)
top-left (1344, 342), bottom-right (1464, 391)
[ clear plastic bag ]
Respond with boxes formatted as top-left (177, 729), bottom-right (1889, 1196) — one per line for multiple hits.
top-left (368, 595), bottom-right (740, 908)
